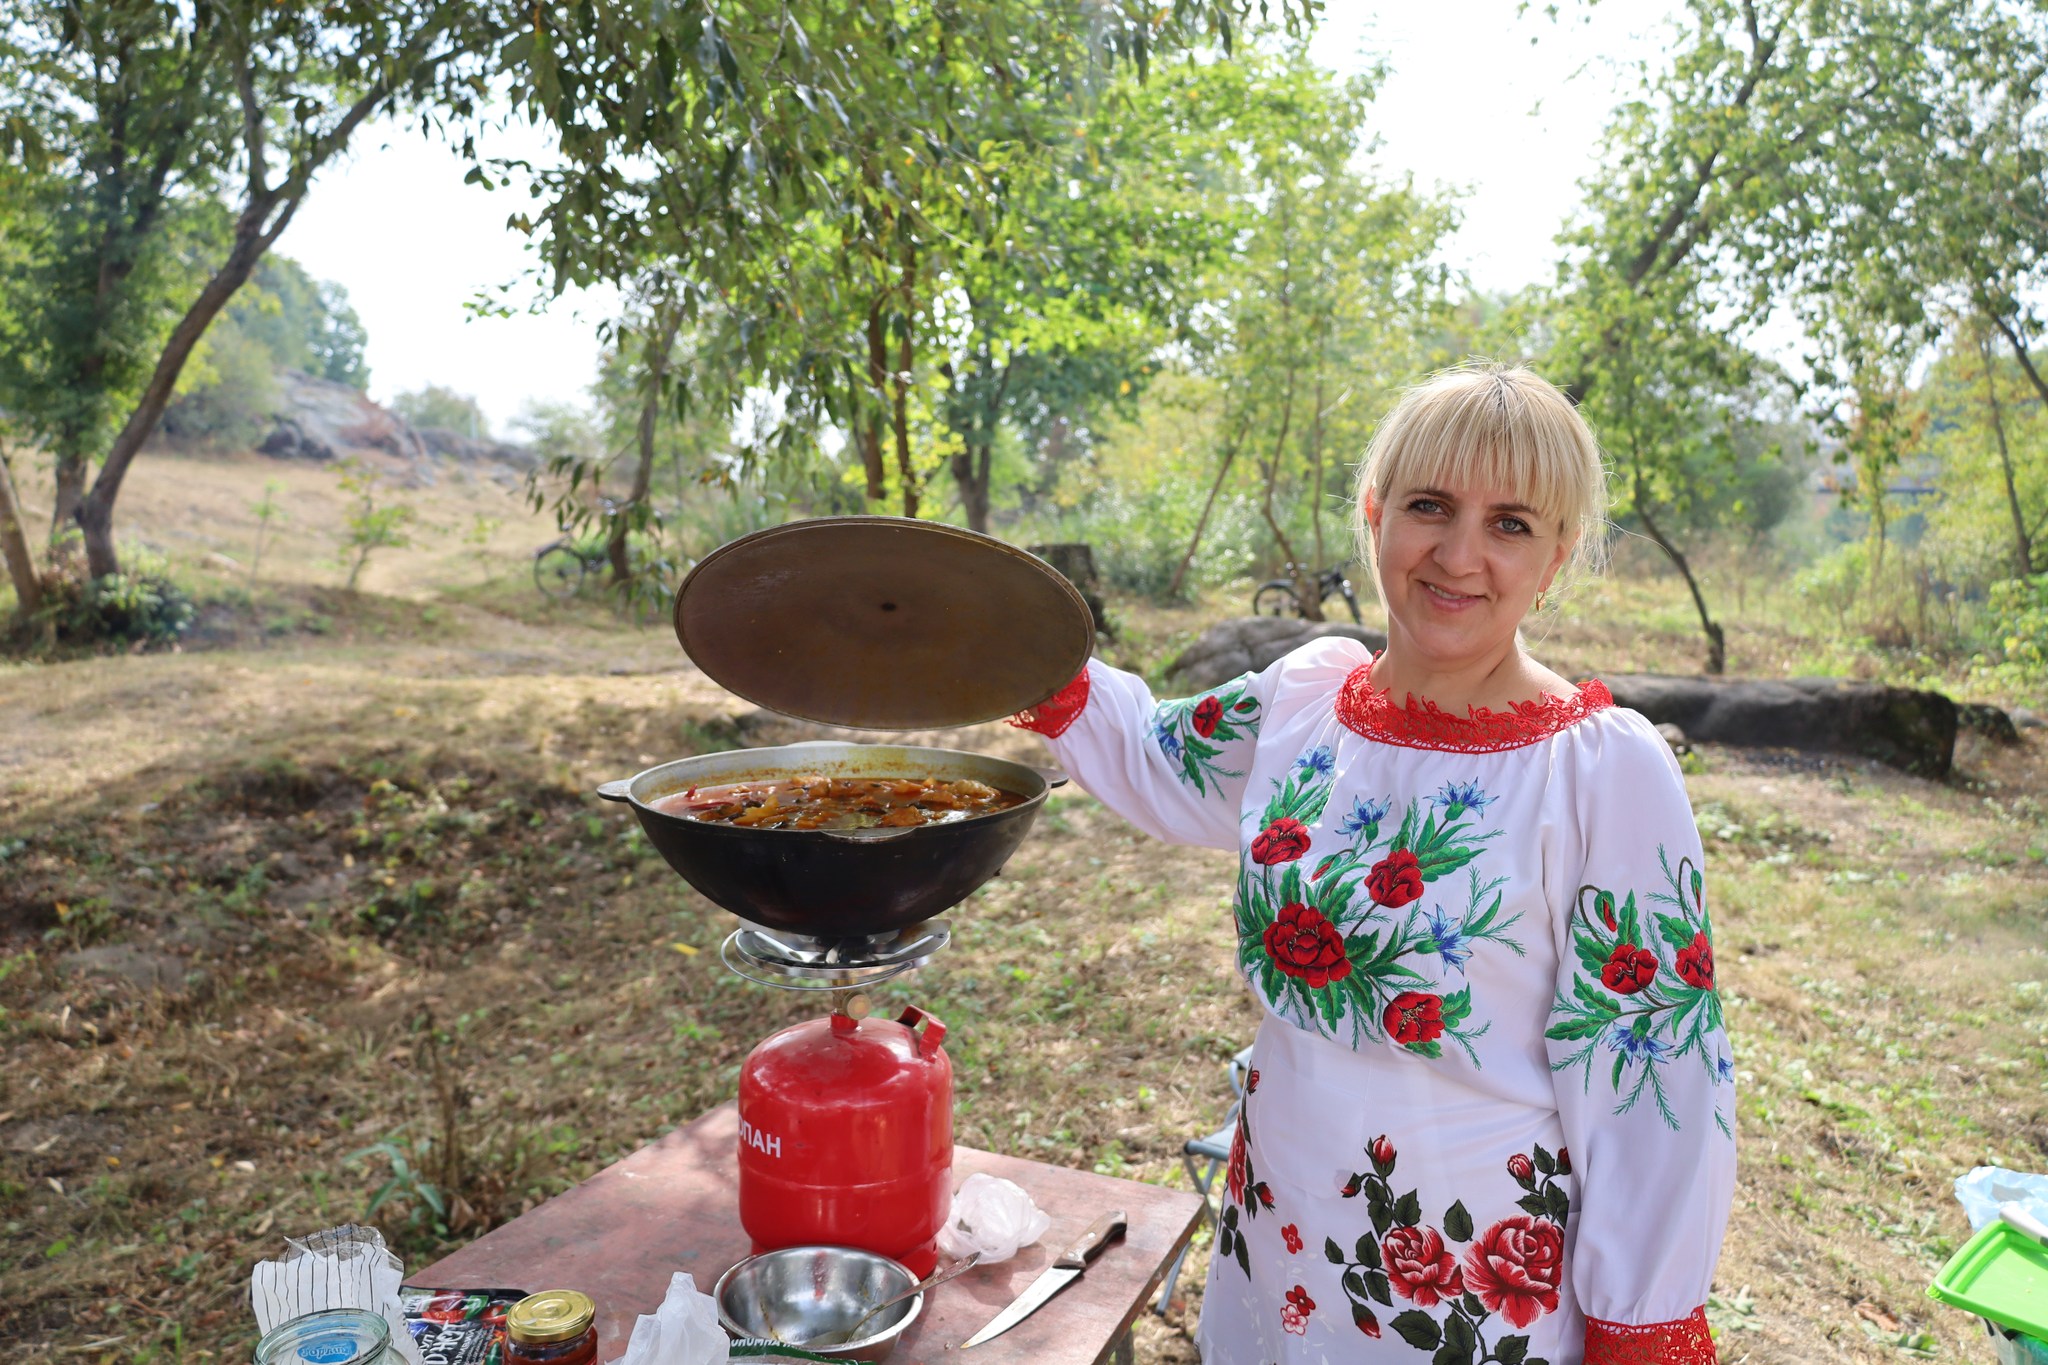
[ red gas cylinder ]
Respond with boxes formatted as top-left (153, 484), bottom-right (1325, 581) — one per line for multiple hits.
top-left (737, 1005), bottom-right (953, 1277)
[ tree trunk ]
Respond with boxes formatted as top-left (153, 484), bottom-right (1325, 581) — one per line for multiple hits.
top-left (1256, 374), bottom-right (1320, 620)
top-left (1309, 371), bottom-right (1327, 570)
top-left (77, 220), bottom-right (281, 578)
top-left (0, 446), bottom-right (44, 623)
top-left (610, 307), bottom-right (681, 585)
top-left (892, 244), bottom-right (918, 519)
top-left (1169, 411), bottom-right (1251, 599)
top-left (1634, 471), bottom-right (1725, 674)
top-left (50, 450), bottom-right (87, 544)
top-left (860, 302), bottom-right (889, 501)
top-left (1976, 324), bottom-right (2032, 576)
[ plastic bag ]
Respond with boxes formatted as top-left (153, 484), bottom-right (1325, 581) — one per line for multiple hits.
top-left (1954, 1167), bottom-right (2048, 1232)
top-left (250, 1224), bottom-right (424, 1365)
top-left (618, 1272), bottom-right (729, 1365)
top-left (935, 1173), bottom-right (1051, 1265)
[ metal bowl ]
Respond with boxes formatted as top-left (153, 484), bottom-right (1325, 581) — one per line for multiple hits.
top-left (714, 1245), bottom-right (923, 1362)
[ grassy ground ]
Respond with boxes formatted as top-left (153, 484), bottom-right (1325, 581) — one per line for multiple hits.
top-left (2, 451), bottom-right (2046, 1365)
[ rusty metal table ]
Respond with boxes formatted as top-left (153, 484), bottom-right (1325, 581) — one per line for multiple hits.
top-left (414, 1103), bottom-right (1206, 1365)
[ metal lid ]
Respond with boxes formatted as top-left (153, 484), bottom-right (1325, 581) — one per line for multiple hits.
top-left (673, 517), bottom-right (1095, 729)
top-left (507, 1291), bottom-right (596, 1345)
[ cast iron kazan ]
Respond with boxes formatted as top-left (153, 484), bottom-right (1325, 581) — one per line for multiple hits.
top-left (597, 741), bottom-right (1063, 940)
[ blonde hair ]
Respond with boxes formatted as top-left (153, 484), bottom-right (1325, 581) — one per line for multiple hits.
top-left (1352, 363), bottom-right (1610, 603)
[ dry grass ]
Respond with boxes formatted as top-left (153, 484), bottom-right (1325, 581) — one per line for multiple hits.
top-left (2, 451), bottom-right (2045, 1365)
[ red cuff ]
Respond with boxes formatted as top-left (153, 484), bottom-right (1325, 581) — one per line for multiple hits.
top-left (1585, 1307), bottom-right (1716, 1364)
top-left (1008, 669), bottom-right (1090, 739)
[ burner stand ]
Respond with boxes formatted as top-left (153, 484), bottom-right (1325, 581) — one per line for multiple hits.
top-left (719, 920), bottom-right (951, 993)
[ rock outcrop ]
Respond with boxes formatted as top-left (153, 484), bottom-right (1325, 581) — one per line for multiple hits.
top-left (1603, 674), bottom-right (1958, 777)
top-left (254, 370), bottom-right (534, 482)
top-left (1165, 616), bottom-right (1387, 693)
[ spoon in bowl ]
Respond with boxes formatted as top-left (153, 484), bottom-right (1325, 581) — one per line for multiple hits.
top-left (809, 1252), bottom-right (983, 1348)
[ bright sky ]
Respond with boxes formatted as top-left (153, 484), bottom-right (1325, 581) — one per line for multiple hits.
top-left (285, 3), bottom-right (1678, 436)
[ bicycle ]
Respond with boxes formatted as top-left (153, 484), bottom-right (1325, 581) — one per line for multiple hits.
top-left (532, 533), bottom-right (610, 599)
top-left (1251, 563), bottom-right (1364, 624)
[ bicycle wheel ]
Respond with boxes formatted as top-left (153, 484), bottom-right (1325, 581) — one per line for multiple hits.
top-left (534, 543), bottom-right (585, 600)
top-left (1252, 582), bottom-right (1301, 617)
top-left (1334, 579), bottom-right (1364, 624)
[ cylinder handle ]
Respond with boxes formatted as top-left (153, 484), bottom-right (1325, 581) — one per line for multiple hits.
top-left (898, 1005), bottom-right (947, 1054)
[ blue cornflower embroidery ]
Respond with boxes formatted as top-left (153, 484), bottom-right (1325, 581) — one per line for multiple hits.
top-left (1423, 905), bottom-right (1471, 972)
top-left (1153, 715), bottom-right (1183, 760)
top-left (1296, 745), bottom-right (1336, 777)
top-left (1604, 1024), bottom-right (1674, 1069)
top-left (1715, 1053), bottom-right (1735, 1084)
top-left (1430, 780), bottom-right (1496, 820)
top-left (1336, 794), bottom-right (1392, 837)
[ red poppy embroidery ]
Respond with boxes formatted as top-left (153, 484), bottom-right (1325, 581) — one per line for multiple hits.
top-left (1463, 1216), bottom-right (1564, 1328)
top-left (1383, 991), bottom-right (1444, 1045)
top-left (1262, 903), bottom-right (1353, 989)
top-left (1336, 661), bottom-right (1613, 753)
top-left (1007, 669), bottom-right (1090, 738)
top-left (1364, 848), bottom-right (1424, 907)
top-left (1676, 931), bottom-right (1716, 990)
top-left (1584, 1307), bottom-right (1718, 1364)
top-left (1191, 694), bottom-right (1225, 737)
top-left (1251, 817), bottom-right (1312, 865)
top-left (1601, 943), bottom-right (1659, 994)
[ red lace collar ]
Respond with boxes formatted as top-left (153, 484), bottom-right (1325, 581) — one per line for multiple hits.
top-left (1335, 660), bottom-right (1613, 753)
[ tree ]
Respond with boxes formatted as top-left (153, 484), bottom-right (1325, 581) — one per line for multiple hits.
top-left (392, 385), bottom-right (488, 437)
top-left (0, 0), bottom-right (506, 579)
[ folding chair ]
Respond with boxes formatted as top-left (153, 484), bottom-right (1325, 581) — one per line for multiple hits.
top-left (1154, 1045), bottom-right (1255, 1316)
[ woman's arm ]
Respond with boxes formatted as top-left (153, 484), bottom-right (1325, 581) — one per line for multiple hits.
top-left (1010, 657), bottom-right (1276, 852)
top-left (1544, 713), bottom-right (1736, 1363)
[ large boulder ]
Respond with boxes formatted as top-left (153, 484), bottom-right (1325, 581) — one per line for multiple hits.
top-left (1603, 674), bottom-right (1958, 777)
top-left (1166, 616), bottom-right (1387, 693)
top-left (258, 369), bottom-right (427, 464)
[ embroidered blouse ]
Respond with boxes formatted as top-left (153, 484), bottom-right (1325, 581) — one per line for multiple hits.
top-left (1014, 637), bottom-right (1736, 1365)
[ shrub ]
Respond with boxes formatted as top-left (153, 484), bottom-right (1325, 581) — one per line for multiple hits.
top-left (34, 558), bottom-right (195, 647)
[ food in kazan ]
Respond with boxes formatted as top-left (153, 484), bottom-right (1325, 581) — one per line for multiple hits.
top-left (654, 774), bottom-right (1026, 830)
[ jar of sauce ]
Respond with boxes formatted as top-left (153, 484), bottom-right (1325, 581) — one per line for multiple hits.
top-left (506, 1290), bottom-right (597, 1365)
top-left (254, 1309), bottom-right (397, 1365)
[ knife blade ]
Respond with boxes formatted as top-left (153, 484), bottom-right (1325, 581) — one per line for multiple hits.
top-left (961, 1208), bottom-right (1127, 1348)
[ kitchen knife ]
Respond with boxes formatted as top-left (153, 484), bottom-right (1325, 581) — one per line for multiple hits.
top-left (961, 1209), bottom-right (1128, 1348)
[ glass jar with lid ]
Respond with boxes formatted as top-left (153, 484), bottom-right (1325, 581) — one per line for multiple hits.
top-left (254, 1308), bottom-right (398, 1365)
top-left (506, 1290), bottom-right (597, 1365)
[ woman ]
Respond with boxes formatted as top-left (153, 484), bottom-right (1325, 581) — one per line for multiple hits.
top-left (1012, 365), bottom-right (1735, 1365)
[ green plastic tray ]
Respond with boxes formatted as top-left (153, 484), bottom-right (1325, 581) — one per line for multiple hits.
top-left (1929, 1219), bottom-right (2048, 1341)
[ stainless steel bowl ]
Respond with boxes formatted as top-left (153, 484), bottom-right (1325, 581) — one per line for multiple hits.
top-left (714, 1245), bottom-right (923, 1362)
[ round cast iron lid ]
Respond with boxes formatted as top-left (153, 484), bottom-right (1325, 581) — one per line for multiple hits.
top-left (674, 517), bottom-right (1094, 729)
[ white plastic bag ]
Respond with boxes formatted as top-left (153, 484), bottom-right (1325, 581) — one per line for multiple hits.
top-left (935, 1173), bottom-right (1052, 1265)
top-left (619, 1272), bottom-right (729, 1365)
top-left (249, 1224), bottom-right (424, 1365)
top-left (1954, 1166), bottom-right (2048, 1232)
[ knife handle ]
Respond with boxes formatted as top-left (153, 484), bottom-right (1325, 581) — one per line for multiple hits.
top-left (1054, 1209), bottom-right (1127, 1270)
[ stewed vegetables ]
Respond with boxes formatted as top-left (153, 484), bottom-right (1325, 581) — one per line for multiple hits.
top-left (653, 775), bottom-right (1027, 831)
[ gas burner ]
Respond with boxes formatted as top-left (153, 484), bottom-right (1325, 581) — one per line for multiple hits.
top-left (719, 921), bottom-right (951, 991)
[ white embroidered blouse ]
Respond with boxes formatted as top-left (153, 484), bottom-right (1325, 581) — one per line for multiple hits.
top-left (1012, 637), bottom-right (1736, 1365)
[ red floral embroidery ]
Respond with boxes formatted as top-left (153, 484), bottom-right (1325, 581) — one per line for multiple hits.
top-left (1584, 1308), bottom-right (1718, 1364)
top-left (1463, 1215), bottom-right (1564, 1328)
top-left (1336, 661), bottom-right (1613, 752)
top-left (1007, 669), bottom-right (1090, 738)
top-left (1381, 1225), bottom-right (1465, 1307)
top-left (1262, 903), bottom-right (1353, 989)
top-left (1601, 943), bottom-right (1659, 994)
top-left (1364, 849), bottom-right (1424, 907)
top-left (1191, 694), bottom-right (1224, 737)
top-left (1251, 817), bottom-right (1312, 865)
top-left (1224, 1123), bottom-right (1246, 1205)
top-left (1383, 990), bottom-right (1444, 1045)
top-left (1676, 931), bottom-right (1716, 990)
top-left (1281, 1223), bottom-right (1303, 1254)
top-left (1280, 1285), bottom-right (1315, 1334)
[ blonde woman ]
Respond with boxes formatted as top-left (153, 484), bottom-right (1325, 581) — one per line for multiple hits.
top-left (1013, 365), bottom-right (1734, 1364)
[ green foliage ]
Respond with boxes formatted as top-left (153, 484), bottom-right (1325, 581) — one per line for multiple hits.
top-left (392, 385), bottom-right (488, 438)
top-left (336, 460), bottom-right (416, 593)
top-left (1987, 574), bottom-right (2048, 675)
top-left (162, 320), bottom-right (282, 450)
top-left (31, 552), bottom-right (194, 647)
